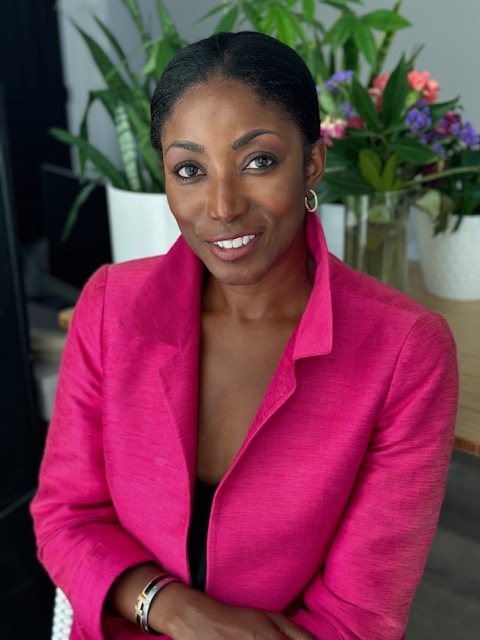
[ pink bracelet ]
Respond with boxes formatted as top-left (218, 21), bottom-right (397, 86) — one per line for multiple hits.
top-left (134, 574), bottom-right (180, 635)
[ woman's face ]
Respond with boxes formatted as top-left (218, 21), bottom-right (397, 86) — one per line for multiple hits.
top-left (161, 78), bottom-right (325, 286)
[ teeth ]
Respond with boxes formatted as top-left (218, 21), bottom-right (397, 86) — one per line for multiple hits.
top-left (214, 234), bottom-right (255, 249)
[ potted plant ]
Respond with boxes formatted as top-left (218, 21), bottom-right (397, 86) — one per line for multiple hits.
top-left (414, 127), bottom-right (480, 300)
top-left (316, 55), bottom-right (480, 292)
top-left (51, 0), bottom-right (185, 262)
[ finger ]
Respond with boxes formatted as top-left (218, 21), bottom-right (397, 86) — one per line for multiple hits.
top-left (267, 612), bottom-right (316, 640)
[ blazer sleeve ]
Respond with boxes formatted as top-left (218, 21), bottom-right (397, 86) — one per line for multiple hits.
top-left (289, 313), bottom-right (458, 640)
top-left (31, 266), bottom-right (157, 639)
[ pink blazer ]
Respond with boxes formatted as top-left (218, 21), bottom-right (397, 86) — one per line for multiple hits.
top-left (31, 213), bottom-right (458, 640)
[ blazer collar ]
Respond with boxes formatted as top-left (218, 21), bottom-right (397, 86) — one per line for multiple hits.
top-left (292, 211), bottom-right (333, 359)
top-left (120, 237), bottom-right (204, 347)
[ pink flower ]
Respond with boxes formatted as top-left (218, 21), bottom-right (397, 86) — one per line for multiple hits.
top-left (424, 79), bottom-right (440, 103)
top-left (347, 116), bottom-right (365, 130)
top-left (320, 117), bottom-right (347, 146)
top-left (407, 71), bottom-right (440, 103)
top-left (408, 71), bottom-right (430, 91)
top-left (372, 73), bottom-right (390, 91)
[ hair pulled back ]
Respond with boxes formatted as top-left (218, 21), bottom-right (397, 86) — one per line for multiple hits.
top-left (150, 32), bottom-right (320, 155)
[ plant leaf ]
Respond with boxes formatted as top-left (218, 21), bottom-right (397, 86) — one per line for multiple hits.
top-left (429, 97), bottom-right (460, 121)
top-left (155, 0), bottom-right (180, 39)
top-left (50, 128), bottom-right (129, 189)
top-left (362, 10), bottom-right (411, 32)
top-left (115, 103), bottom-right (141, 191)
top-left (390, 138), bottom-right (439, 165)
top-left (380, 154), bottom-right (398, 190)
top-left (351, 77), bottom-right (379, 131)
top-left (240, 2), bottom-right (262, 31)
top-left (214, 6), bottom-right (239, 33)
top-left (381, 56), bottom-right (408, 128)
top-left (121, 0), bottom-right (149, 43)
top-left (325, 15), bottom-right (356, 49)
top-left (353, 20), bottom-right (377, 67)
top-left (302, 0), bottom-right (315, 24)
top-left (359, 149), bottom-right (384, 190)
top-left (60, 181), bottom-right (100, 241)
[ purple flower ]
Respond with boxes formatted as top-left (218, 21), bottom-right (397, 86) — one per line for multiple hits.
top-left (452, 122), bottom-right (461, 136)
top-left (461, 121), bottom-right (480, 147)
top-left (339, 102), bottom-right (356, 119)
top-left (405, 106), bottom-right (432, 132)
top-left (431, 143), bottom-right (445, 154)
top-left (324, 70), bottom-right (353, 94)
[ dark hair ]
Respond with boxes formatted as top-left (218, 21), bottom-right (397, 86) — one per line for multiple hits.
top-left (150, 32), bottom-right (320, 156)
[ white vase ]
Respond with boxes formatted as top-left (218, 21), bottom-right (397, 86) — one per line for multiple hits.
top-left (106, 184), bottom-right (181, 263)
top-left (415, 208), bottom-right (480, 300)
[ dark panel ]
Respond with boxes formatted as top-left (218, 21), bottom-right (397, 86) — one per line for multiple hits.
top-left (0, 0), bottom-right (69, 243)
top-left (0, 85), bottom-right (54, 639)
top-left (41, 164), bottom-right (112, 288)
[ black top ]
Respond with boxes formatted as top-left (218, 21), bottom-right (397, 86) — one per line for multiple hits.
top-left (187, 479), bottom-right (217, 591)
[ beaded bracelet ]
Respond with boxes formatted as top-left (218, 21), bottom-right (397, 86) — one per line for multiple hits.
top-left (134, 573), bottom-right (180, 635)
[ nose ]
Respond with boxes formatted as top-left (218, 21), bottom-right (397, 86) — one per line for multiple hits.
top-left (206, 173), bottom-right (247, 222)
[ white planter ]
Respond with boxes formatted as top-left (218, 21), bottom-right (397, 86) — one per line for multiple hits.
top-left (106, 184), bottom-right (181, 263)
top-left (415, 208), bottom-right (480, 300)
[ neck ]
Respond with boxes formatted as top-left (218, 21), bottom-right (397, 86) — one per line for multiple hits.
top-left (202, 239), bottom-right (315, 323)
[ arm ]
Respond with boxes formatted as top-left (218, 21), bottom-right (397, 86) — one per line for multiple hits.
top-left (31, 267), bottom-right (158, 638)
top-left (288, 314), bottom-right (458, 640)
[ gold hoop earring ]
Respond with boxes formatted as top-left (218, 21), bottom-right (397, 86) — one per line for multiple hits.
top-left (304, 189), bottom-right (318, 213)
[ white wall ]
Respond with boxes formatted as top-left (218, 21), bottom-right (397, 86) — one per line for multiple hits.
top-left (57, 0), bottom-right (480, 168)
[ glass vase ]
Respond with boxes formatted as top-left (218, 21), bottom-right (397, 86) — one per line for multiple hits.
top-left (344, 190), bottom-right (410, 291)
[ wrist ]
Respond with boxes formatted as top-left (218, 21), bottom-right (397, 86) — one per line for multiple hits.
top-left (148, 582), bottom-right (208, 638)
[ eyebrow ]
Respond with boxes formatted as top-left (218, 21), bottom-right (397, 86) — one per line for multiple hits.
top-left (231, 129), bottom-right (283, 150)
top-left (166, 140), bottom-right (205, 153)
top-left (166, 129), bottom-right (283, 155)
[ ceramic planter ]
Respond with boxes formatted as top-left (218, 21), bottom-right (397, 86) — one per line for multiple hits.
top-left (106, 184), bottom-right (180, 263)
top-left (415, 209), bottom-right (480, 300)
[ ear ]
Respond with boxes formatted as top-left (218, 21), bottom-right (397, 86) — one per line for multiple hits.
top-left (305, 139), bottom-right (327, 190)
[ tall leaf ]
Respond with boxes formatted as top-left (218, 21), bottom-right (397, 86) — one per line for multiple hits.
top-left (381, 56), bottom-right (408, 128)
top-left (302, 0), bottom-right (315, 24)
top-left (215, 6), bottom-right (239, 33)
top-left (50, 128), bottom-right (129, 189)
top-left (362, 10), bottom-right (410, 32)
top-left (121, 0), bottom-right (149, 44)
top-left (351, 77), bottom-right (379, 131)
top-left (115, 104), bottom-right (141, 191)
top-left (76, 26), bottom-right (132, 100)
top-left (93, 17), bottom-right (142, 90)
top-left (325, 15), bottom-right (356, 49)
top-left (353, 21), bottom-right (377, 67)
top-left (155, 0), bottom-right (180, 39)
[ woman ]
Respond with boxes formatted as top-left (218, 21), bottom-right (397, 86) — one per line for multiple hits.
top-left (32, 32), bottom-right (458, 640)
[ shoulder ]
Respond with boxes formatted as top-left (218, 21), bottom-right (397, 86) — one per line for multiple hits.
top-left (327, 254), bottom-right (455, 358)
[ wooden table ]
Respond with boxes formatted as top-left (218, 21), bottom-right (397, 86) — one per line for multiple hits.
top-left (407, 261), bottom-right (480, 456)
top-left (58, 262), bottom-right (480, 456)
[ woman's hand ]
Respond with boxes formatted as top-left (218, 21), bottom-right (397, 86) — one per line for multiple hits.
top-left (150, 582), bottom-right (315, 640)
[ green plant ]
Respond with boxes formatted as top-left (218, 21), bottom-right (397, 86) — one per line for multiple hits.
top-left (200, 0), bottom-right (411, 85)
top-left (51, 0), bottom-right (185, 237)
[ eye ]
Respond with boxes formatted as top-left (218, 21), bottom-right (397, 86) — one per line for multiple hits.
top-left (245, 154), bottom-right (276, 170)
top-left (176, 164), bottom-right (201, 179)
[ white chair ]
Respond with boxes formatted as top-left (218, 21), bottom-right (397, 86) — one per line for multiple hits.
top-left (51, 588), bottom-right (74, 640)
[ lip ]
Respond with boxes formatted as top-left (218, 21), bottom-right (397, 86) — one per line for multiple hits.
top-left (207, 233), bottom-right (261, 262)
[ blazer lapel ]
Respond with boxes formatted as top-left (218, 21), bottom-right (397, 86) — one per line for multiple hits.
top-left (120, 238), bottom-right (204, 488)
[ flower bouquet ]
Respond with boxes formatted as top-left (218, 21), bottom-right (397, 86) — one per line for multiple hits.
top-left (317, 59), bottom-right (480, 288)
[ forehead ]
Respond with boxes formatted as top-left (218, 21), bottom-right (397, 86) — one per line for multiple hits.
top-left (161, 78), bottom-right (298, 144)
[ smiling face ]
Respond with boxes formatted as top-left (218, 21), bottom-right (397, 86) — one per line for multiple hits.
top-left (161, 78), bottom-right (325, 287)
